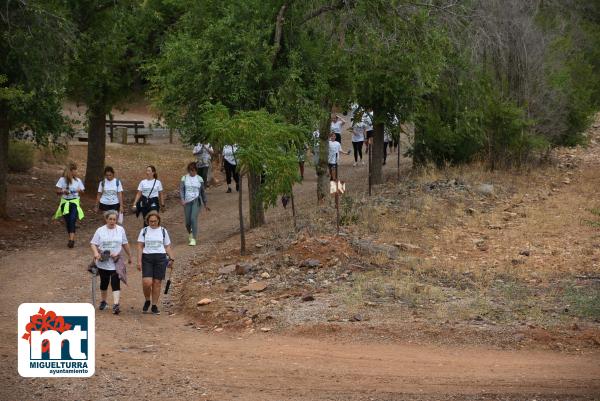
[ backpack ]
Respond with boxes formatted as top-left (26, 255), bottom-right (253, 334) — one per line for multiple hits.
top-left (181, 175), bottom-right (204, 203)
top-left (142, 227), bottom-right (166, 242)
top-left (100, 178), bottom-right (121, 192)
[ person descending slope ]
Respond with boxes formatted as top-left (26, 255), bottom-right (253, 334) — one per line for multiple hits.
top-left (54, 162), bottom-right (85, 248)
top-left (180, 162), bottom-right (210, 246)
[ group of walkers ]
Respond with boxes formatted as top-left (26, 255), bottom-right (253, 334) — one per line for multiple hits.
top-left (51, 111), bottom-right (396, 315)
top-left (54, 158), bottom-right (209, 316)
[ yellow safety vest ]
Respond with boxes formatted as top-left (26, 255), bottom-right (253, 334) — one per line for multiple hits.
top-left (54, 198), bottom-right (85, 220)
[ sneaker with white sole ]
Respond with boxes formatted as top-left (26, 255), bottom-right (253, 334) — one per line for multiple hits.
top-left (142, 300), bottom-right (151, 313)
top-left (353, 162), bottom-right (357, 167)
top-left (151, 305), bottom-right (160, 315)
top-left (189, 238), bottom-right (196, 246)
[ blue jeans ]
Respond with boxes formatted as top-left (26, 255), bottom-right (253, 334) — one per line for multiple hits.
top-left (63, 203), bottom-right (78, 233)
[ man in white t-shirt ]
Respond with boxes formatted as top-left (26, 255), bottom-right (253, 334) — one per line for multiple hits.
top-left (328, 132), bottom-right (351, 180)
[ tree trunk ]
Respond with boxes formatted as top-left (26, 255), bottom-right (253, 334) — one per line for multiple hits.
top-left (0, 109), bottom-right (9, 218)
top-left (316, 112), bottom-right (331, 202)
top-left (248, 170), bottom-right (265, 228)
top-left (371, 110), bottom-right (384, 185)
top-left (84, 107), bottom-right (107, 190)
top-left (238, 174), bottom-right (245, 255)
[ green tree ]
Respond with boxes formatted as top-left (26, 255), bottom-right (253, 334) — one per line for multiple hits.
top-left (0, 1), bottom-right (74, 217)
top-left (66, 0), bottom-right (143, 190)
top-left (202, 104), bottom-right (304, 254)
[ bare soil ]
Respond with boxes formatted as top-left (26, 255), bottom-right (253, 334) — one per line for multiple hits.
top-left (1, 116), bottom-right (599, 400)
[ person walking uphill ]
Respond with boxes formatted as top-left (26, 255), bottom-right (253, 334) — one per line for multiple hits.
top-left (222, 144), bottom-right (239, 193)
top-left (328, 132), bottom-right (351, 181)
top-left (132, 165), bottom-right (164, 226)
top-left (137, 211), bottom-right (174, 315)
top-left (94, 166), bottom-right (124, 213)
top-left (54, 162), bottom-right (85, 248)
top-left (90, 210), bottom-right (133, 315)
top-left (180, 162), bottom-right (210, 246)
top-left (193, 142), bottom-right (214, 185)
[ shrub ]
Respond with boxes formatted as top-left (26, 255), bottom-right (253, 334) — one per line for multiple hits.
top-left (8, 140), bottom-right (35, 172)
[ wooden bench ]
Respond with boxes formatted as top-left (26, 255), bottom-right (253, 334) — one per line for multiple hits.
top-left (106, 119), bottom-right (148, 143)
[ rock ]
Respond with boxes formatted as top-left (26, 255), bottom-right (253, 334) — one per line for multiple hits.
top-left (301, 259), bottom-right (321, 268)
top-left (260, 272), bottom-right (271, 279)
top-left (514, 333), bottom-right (526, 342)
top-left (260, 327), bottom-right (271, 332)
top-left (394, 242), bottom-right (421, 252)
top-left (197, 298), bottom-right (213, 306)
top-left (349, 314), bottom-right (363, 322)
top-left (255, 243), bottom-right (264, 249)
top-left (235, 263), bottom-right (254, 275)
top-left (301, 294), bottom-right (315, 302)
top-left (475, 183), bottom-right (494, 196)
top-left (240, 281), bottom-right (268, 293)
top-left (519, 250), bottom-right (531, 257)
top-left (465, 208), bottom-right (476, 216)
top-left (487, 224), bottom-right (503, 230)
top-left (214, 328), bottom-right (224, 332)
top-left (218, 264), bottom-right (236, 274)
top-left (351, 239), bottom-right (399, 260)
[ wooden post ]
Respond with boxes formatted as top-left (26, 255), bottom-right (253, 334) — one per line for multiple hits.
top-left (108, 114), bottom-right (114, 143)
top-left (169, 128), bottom-right (174, 144)
top-left (238, 174), bottom-right (245, 256)
top-left (397, 133), bottom-right (400, 183)
top-left (368, 142), bottom-right (372, 196)
top-left (117, 127), bottom-right (127, 145)
top-left (290, 188), bottom-right (297, 231)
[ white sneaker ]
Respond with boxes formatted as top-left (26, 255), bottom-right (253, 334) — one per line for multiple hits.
top-left (361, 161), bottom-right (365, 166)
top-left (352, 162), bottom-right (357, 167)
top-left (189, 238), bottom-right (196, 246)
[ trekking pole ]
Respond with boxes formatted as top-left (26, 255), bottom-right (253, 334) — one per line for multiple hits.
top-left (164, 265), bottom-right (173, 294)
top-left (91, 267), bottom-right (98, 306)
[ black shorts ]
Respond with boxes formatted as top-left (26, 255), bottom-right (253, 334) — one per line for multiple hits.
top-left (99, 202), bottom-right (120, 211)
top-left (334, 132), bottom-right (341, 143)
top-left (366, 130), bottom-right (374, 139)
top-left (141, 253), bottom-right (168, 280)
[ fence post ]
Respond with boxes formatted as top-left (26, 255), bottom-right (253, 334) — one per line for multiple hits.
top-left (169, 128), bottom-right (174, 144)
top-left (117, 127), bottom-right (127, 145)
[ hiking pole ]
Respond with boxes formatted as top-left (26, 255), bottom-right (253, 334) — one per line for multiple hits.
top-left (90, 266), bottom-right (98, 306)
top-left (164, 265), bottom-right (173, 294)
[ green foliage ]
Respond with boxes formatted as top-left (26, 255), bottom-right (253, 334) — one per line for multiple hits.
top-left (564, 284), bottom-right (600, 320)
top-left (201, 104), bottom-right (305, 208)
top-left (8, 141), bottom-right (35, 172)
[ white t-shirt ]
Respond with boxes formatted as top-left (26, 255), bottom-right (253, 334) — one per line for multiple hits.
top-left (193, 143), bottom-right (213, 167)
top-left (137, 179), bottom-right (163, 198)
top-left (56, 177), bottom-right (85, 200)
top-left (97, 178), bottom-right (123, 205)
top-left (90, 225), bottom-right (128, 271)
top-left (330, 120), bottom-right (344, 134)
top-left (223, 145), bottom-right (238, 165)
top-left (352, 123), bottom-right (365, 142)
top-left (328, 141), bottom-right (342, 164)
top-left (183, 174), bottom-right (203, 203)
top-left (362, 112), bottom-right (374, 131)
top-left (138, 226), bottom-right (171, 254)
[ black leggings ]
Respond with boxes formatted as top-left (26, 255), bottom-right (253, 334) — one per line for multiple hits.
top-left (352, 141), bottom-right (363, 162)
top-left (99, 268), bottom-right (120, 291)
top-left (224, 160), bottom-right (239, 186)
top-left (63, 203), bottom-right (78, 234)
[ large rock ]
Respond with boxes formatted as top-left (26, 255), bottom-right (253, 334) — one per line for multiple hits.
top-left (350, 239), bottom-right (399, 260)
top-left (475, 183), bottom-right (494, 196)
top-left (301, 259), bottom-right (321, 268)
top-left (235, 263), bottom-right (254, 275)
top-left (197, 298), bottom-right (213, 306)
top-left (240, 281), bottom-right (268, 293)
top-left (218, 264), bottom-right (236, 275)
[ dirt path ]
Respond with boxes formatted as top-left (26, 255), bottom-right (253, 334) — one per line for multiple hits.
top-left (1, 136), bottom-right (600, 400)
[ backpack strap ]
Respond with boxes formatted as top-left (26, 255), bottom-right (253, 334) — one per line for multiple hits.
top-left (162, 227), bottom-right (166, 242)
top-left (142, 227), bottom-right (147, 239)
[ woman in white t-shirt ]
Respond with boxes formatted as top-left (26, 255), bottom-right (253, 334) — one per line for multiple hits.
top-left (351, 119), bottom-right (366, 166)
top-left (94, 166), bottom-right (124, 213)
top-left (132, 165), bottom-right (164, 226)
top-left (90, 210), bottom-right (133, 315)
top-left (192, 142), bottom-right (214, 186)
top-left (330, 115), bottom-right (345, 143)
top-left (328, 132), bottom-right (351, 181)
top-left (137, 211), bottom-right (174, 315)
top-left (180, 162), bottom-right (210, 246)
top-left (54, 162), bottom-right (85, 248)
top-left (222, 144), bottom-right (239, 193)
